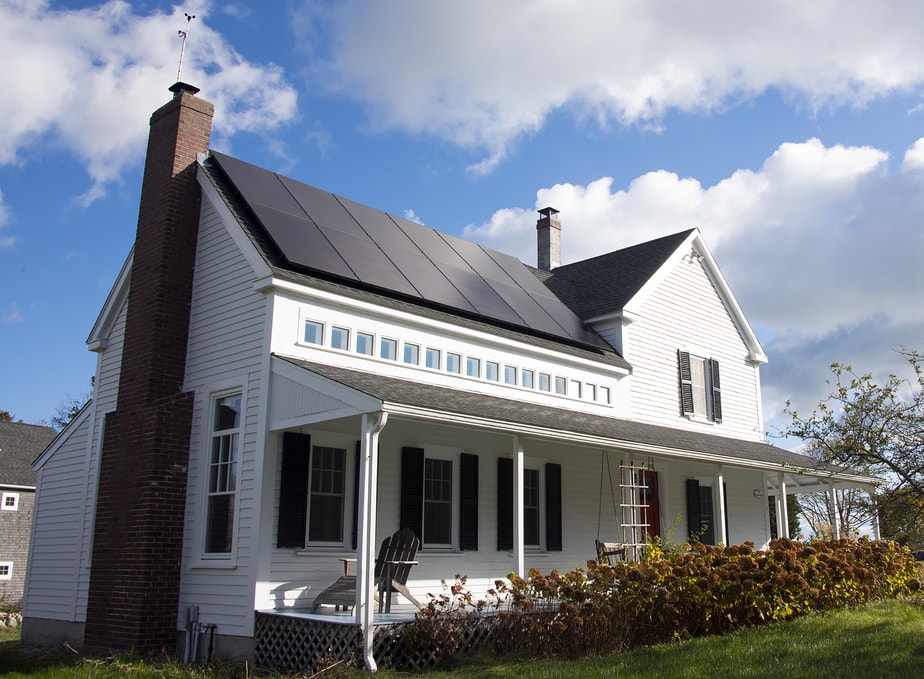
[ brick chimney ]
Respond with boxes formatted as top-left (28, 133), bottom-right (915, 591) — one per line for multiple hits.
top-left (84, 82), bottom-right (213, 653)
top-left (536, 206), bottom-right (561, 271)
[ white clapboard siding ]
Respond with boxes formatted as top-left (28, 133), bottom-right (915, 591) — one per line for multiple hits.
top-left (178, 197), bottom-right (269, 637)
top-left (625, 253), bottom-right (763, 441)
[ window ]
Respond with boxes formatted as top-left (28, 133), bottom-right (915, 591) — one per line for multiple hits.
top-left (686, 479), bottom-right (719, 545)
top-left (205, 393), bottom-right (241, 554)
top-left (466, 357), bottom-right (481, 378)
top-left (600, 386), bottom-right (611, 404)
top-left (504, 365), bottom-right (517, 385)
top-left (485, 361), bottom-right (499, 381)
top-left (587, 383), bottom-right (597, 401)
top-left (424, 458), bottom-right (453, 546)
top-left (356, 331), bottom-right (374, 355)
top-left (401, 448), bottom-right (478, 551)
top-left (380, 337), bottom-right (397, 360)
top-left (554, 376), bottom-right (567, 395)
top-left (404, 343), bottom-right (420, 365)
top-left (538, 373), bottom-right (551, 392)
top-left (303, 320), bottom-right (323, 345)
top-left (678, 351), bottom-right (722, 422)
top-left (524, 468), bottom-right (540, 546)
top-left (446, 352), bottom-right (461, 374)
top-left (331, 326), bottom-right (350, 351)
top-left (308, 446), bottom-right (346, 543)
top-left (521, 369), bottom-right (535, 389)
top-left (0, 563), bottom-right (10, 580)
top-left (573, 380), bottom-right (582, 399)
top-left (426, 347), bottom-right (441, 369)
top-left (1, 493), bottom-right (18, 511)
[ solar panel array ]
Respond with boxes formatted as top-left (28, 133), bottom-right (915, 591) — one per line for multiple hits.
top-left (211, 152), bottom-right (607, 349)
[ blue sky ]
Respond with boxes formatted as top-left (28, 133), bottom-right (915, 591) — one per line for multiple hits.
top-left (2, 1), bottom-right (924, 444)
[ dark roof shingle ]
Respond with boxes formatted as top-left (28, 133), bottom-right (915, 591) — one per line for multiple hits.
top-left (0, 421), bottom-right (56, 487)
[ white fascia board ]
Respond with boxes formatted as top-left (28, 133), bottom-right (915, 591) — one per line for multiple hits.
top-left (259, 276), bottom-right (629, 377)
top-left (87, 249), bottom-right (133, 352)
top-left (31, 402), bottom-right (93, 471)
top-left (381, 401), bottom-right (874, 486)
top-left (622, 229), bottom-right (768, 365)
top-left (197, 158), bottom-right (274, 282)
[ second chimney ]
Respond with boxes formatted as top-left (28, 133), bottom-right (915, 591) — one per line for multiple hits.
top-left (537, 206), bottom-right (561, 271)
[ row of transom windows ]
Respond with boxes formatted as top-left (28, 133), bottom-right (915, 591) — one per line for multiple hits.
top-left (302, 319), bottom-right (611, 404)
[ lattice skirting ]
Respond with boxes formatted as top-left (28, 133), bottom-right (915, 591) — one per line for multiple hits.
top-left (254, 610), bottom-right (553, 672)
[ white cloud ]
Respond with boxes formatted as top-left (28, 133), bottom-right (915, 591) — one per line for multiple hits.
top-left (0, 187), bottom-right (12, 250)
top-left (302, 1), bottom-right (924, 170)
top-left (464, 137), bottom-right (924, 437)
top-left (0, 0), bottom-right (298, 202)
top-left (1, 302), bottom-right (22, 324)
top-left (903, 138), bottom-right (924, 171)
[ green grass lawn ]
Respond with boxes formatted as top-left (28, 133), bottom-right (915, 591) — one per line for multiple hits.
top-left (2, 599), bottom-right (924, 678)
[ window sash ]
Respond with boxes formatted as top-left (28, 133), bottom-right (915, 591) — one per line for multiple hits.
top-left (424, 458), bottom-right (453, 546)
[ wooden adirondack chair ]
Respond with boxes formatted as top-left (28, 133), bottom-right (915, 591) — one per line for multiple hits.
top-left (311, 527), bottom-right (422, 614)
top-left (595, 538), bottom-right (627, 565)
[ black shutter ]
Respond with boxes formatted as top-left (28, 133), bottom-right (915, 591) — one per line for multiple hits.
top-left (351, 441), bottom-right (361, 550)
top-left (277, 432), bottom-right (310, 548)
top-left (686, 478), bottom-right (701, 543)
top-left (678, 350), bottom-right (694, 416)
top-left (459, 453), bottom-right (479, 551)
top-left (545, 463), bottom-right (563, 552)
top-left (709, 359), bottom-right (723, 423)
top-left (497, 457), bottom-right (513, 551)
top-left (400, 447), bottom-right (424, 538)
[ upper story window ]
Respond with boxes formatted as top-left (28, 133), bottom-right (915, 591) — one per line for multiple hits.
top-left (404, 343), bottom-right (420, 365)
top-left (446, 352), bottom-right (462, 374)
top-left (426, 347), bottom-right (441, 370)
top-left (0, 563), bottom-right (11, 580)
top-left (486, 361), bottom-right (499, 381)
top-left (331, 326), bottom-right (350, 351)
top-left (205, 392), bottom-right (242, 554)
top-left (504, 365), bottom-right (517, 385)
top-left (555, 376), bottom-right (567, 395)
top-left (521, 369), bottom-right (535, 389)
top-left (678, 351), bottom-right (722, 422)
top-left (1, 493), bottom-right (19, 511)
top-left (356, 331), bottom-right (374, 356)
top-left (538, 373), bottom-right (551, 392)
top-left (380, 337), bottom-right (397, 360)
top-left (303, 320), bottom-right (324, 345)
top-left (466, 357), bottom-right (481, 378)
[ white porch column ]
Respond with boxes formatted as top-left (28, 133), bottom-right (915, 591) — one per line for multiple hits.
top-left (356, 411), bottom-right (388, 672)
top-left (716, 466), bottom-right (728, 546)
top-left (828, 483), bottom-right (841, 539)
top-left (871, 493), bottom-right (882, 540)
top-left (513, 435), bottom-right (525, 578)
top-left (777, 472), bottom-right (790, 539)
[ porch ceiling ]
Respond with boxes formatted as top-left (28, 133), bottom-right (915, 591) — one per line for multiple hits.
top-left (273, 354), bottom-right (878, 488)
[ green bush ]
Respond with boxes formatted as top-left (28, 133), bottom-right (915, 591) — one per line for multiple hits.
top-left (411, 538), bottom-right (922, 665)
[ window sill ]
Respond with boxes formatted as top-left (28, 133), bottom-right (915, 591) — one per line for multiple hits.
top-left (189, 558), bottom-right (238, 570)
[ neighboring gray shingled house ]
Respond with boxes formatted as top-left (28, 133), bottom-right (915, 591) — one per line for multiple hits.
top-left (0, 421), bottom-right (56, 606)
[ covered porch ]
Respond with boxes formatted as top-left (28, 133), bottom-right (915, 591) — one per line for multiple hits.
top-left (264, 355), bottom-right (879, 670)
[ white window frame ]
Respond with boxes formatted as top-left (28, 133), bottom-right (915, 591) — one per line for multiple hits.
top-left (356, 331), bottom-right (374, 356)
top-left (422, 454), bottom-right (457, 549)
top-left (504, 365), bottom-right (517, 385)
top-left (303, 320), bottom-right (324, 345)
top-left (485, 361), bottom-right (499, 381)
top-left (306, 445), bottom-right (349, 546)
top-left (201, 388), bottom-right (244, 562)
top-left (380, 337), bottom-right (398, 361)
top-left (404, 342), bottom-right (420, 365)
top-left (425, 347), bottom-right (441, 370)
top-left (521, 369), bottom-right (535, 389)
top-left (0, 562), bottom-right (11, 580)
top-left (1, 492), bottom-right (19, 511)
top-left (330, 326), bottom-right (350, 351)
top-left (446, 352), bottom-right (461, 374)
top-left (466, 356), bottom-right (481, 378)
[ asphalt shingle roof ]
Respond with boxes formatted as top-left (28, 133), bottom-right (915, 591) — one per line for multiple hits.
top-left (0, 421), bottom-right (56, 487)
top-left (277, 355), bottom-right (868, 481)
top-left (537, 230), bottom-right (695, 319)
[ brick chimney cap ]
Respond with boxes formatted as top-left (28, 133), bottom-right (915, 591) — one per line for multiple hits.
top-left (538, 206), bottom-right (559, 218)
top-left (169, 81), bottom-right (201, 97)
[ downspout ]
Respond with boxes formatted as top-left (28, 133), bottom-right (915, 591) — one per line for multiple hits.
top-left (356, 411), bottom-right (388, 672)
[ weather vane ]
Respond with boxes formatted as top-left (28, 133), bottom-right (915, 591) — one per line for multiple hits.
top-left (176, 12), bottom-right (196, 82)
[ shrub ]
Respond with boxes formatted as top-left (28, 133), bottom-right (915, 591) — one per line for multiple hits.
top-left (410, 538), bottom-right (921, 665)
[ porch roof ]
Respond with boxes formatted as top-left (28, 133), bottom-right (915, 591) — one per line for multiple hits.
top-left (275, 355), bottom-right (878, 488)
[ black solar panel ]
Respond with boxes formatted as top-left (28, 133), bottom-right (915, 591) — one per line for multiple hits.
top-left (209, 151), bottom-right (609, 350)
